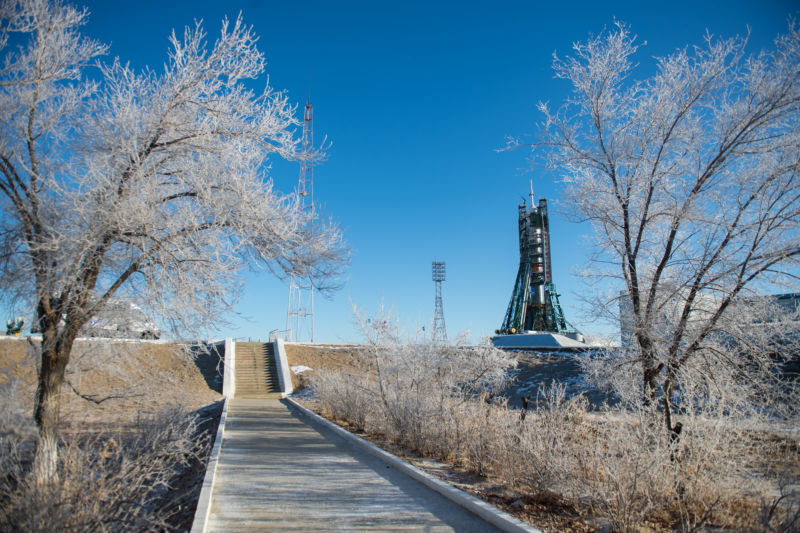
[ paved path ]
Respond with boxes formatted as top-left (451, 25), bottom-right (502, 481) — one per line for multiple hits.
top-left (206, 399), bottom-right (503, 532)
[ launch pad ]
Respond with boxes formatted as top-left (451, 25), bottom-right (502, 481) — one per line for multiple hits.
top-left (491, 331), bottom-right (586, 350)
top-left (492, 185), bottom-right (585, 349)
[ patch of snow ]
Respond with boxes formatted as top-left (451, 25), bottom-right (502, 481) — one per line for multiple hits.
top-left (291, 365), bottom-right (313, 375)
top-left (582, 334), bottom-right (620, 348)
top-left (290, 387), bottom-right (316, 401)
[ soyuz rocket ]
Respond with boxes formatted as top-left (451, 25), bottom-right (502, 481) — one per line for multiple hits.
top-left (493, 183), bottom-right (584, 348)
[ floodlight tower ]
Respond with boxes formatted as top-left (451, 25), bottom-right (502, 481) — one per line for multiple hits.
top-left (286, 91), bottom-right (315, 342)
top-left (431, 261), bottom-right (448, 345)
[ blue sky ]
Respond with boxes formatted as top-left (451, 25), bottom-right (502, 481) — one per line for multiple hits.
top-left (60, 1), bottom-right (800, 342)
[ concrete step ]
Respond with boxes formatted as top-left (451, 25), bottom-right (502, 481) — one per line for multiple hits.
top-left (237, 371), bottom-right (277, 378)
top-left (237, 381), bottom-right (278, 387)
top-left (234, 342), bottom-right (282, 398)
top-left (235, 393), bottom-right (283, 399)
top-left (237, 382), bottom-right (280, 389)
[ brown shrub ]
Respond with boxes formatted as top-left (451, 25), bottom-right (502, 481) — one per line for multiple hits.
top-left (0, 407), bottom-right (209, 532)
top-left (311, 352), bottom-right (800, 532)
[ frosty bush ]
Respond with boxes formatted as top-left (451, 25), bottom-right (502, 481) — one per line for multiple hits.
top-left (312, 305), bottom-right (516, 457)
top-left (310, 307), bottom-right (799, 530)
top-left (312, 368), bottom-right (373, 431)
top-left (0, 407), bottom-right (208, 531)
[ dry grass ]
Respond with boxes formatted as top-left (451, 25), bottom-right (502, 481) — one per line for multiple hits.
top-left (294, 342), bottom-right (800, 532)
top-left (0, 407), bottom-right (216, 531)
top-left (284, 342), bottom-right (371, 391)
top-left (0, 336), bottom-right (223, 532)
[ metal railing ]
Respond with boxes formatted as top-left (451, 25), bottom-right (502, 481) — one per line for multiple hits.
top-left (268, 329), bottom-right (291, 342)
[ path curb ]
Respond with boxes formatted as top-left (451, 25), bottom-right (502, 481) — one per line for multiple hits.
top-left (285, 397), bottom-right (542, 533)
top-left (190, 397), bottom-right (229, 533)
top-left (273, 338), bottom-right (294, 397)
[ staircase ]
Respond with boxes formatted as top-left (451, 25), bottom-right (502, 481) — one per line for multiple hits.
top-left (234, 342), bottom-right (282, 399)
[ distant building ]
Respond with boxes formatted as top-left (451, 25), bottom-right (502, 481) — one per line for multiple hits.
top-left (619, 290), bottom-right (800, 352)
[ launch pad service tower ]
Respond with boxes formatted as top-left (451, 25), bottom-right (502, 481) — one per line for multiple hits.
top-left (492, 184), bottom-right (585, 349)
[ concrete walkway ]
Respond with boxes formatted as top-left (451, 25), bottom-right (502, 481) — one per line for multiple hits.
top-left (206, 399), bottom-right (504, 532)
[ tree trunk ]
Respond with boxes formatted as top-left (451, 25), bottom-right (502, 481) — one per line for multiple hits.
top-left (662, 364), bottom-right (677, 432)
top-left (638, 334), bottom-right (662, 406)
top-left (33, 325), bottom-right (72, 486)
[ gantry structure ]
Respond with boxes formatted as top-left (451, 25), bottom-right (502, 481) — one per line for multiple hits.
top-left (498, 185), bottom-right (570, 335)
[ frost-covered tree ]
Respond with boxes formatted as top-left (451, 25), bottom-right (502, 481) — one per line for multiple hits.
top-left (312, 304), bottom-right (516, 452)
top-left (0, 0), bottom-right (346, 483)
top-left (527, 22), bottom-right (800, 436)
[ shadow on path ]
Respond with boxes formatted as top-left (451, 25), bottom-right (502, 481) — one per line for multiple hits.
top-left (206, 398), bottom-right (501, 532)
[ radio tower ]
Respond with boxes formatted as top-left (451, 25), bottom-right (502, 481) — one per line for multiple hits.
top-left (286, 88), bottom-right (315, 342)
top-left (431, 261), bottom-right (448, 345)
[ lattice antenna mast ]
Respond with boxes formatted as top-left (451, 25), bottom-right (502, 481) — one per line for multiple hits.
top-left (286, 87), bottom-right (315, 342)
top-left (431, 261), bottom-right (448, 345)
top-left (298, 88), bottom-right (314, 207)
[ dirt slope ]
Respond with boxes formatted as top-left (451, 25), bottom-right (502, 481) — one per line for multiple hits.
top-left (284, 342), bottom-right (370, 391)
top-left (0, 336), bottom-right (221, 426)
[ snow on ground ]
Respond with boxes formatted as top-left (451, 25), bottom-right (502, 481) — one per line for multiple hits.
top-left (503, 351), bottom-right (612, 408)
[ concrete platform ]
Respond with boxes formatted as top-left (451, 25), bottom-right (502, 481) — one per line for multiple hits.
top-left (206, 399), bottom-right (505, 532)
top-left (491, 332), bottom-right (588, 350)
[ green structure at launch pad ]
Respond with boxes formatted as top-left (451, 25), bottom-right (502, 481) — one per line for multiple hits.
top-left (495, 187), bottom-right (583, 346)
